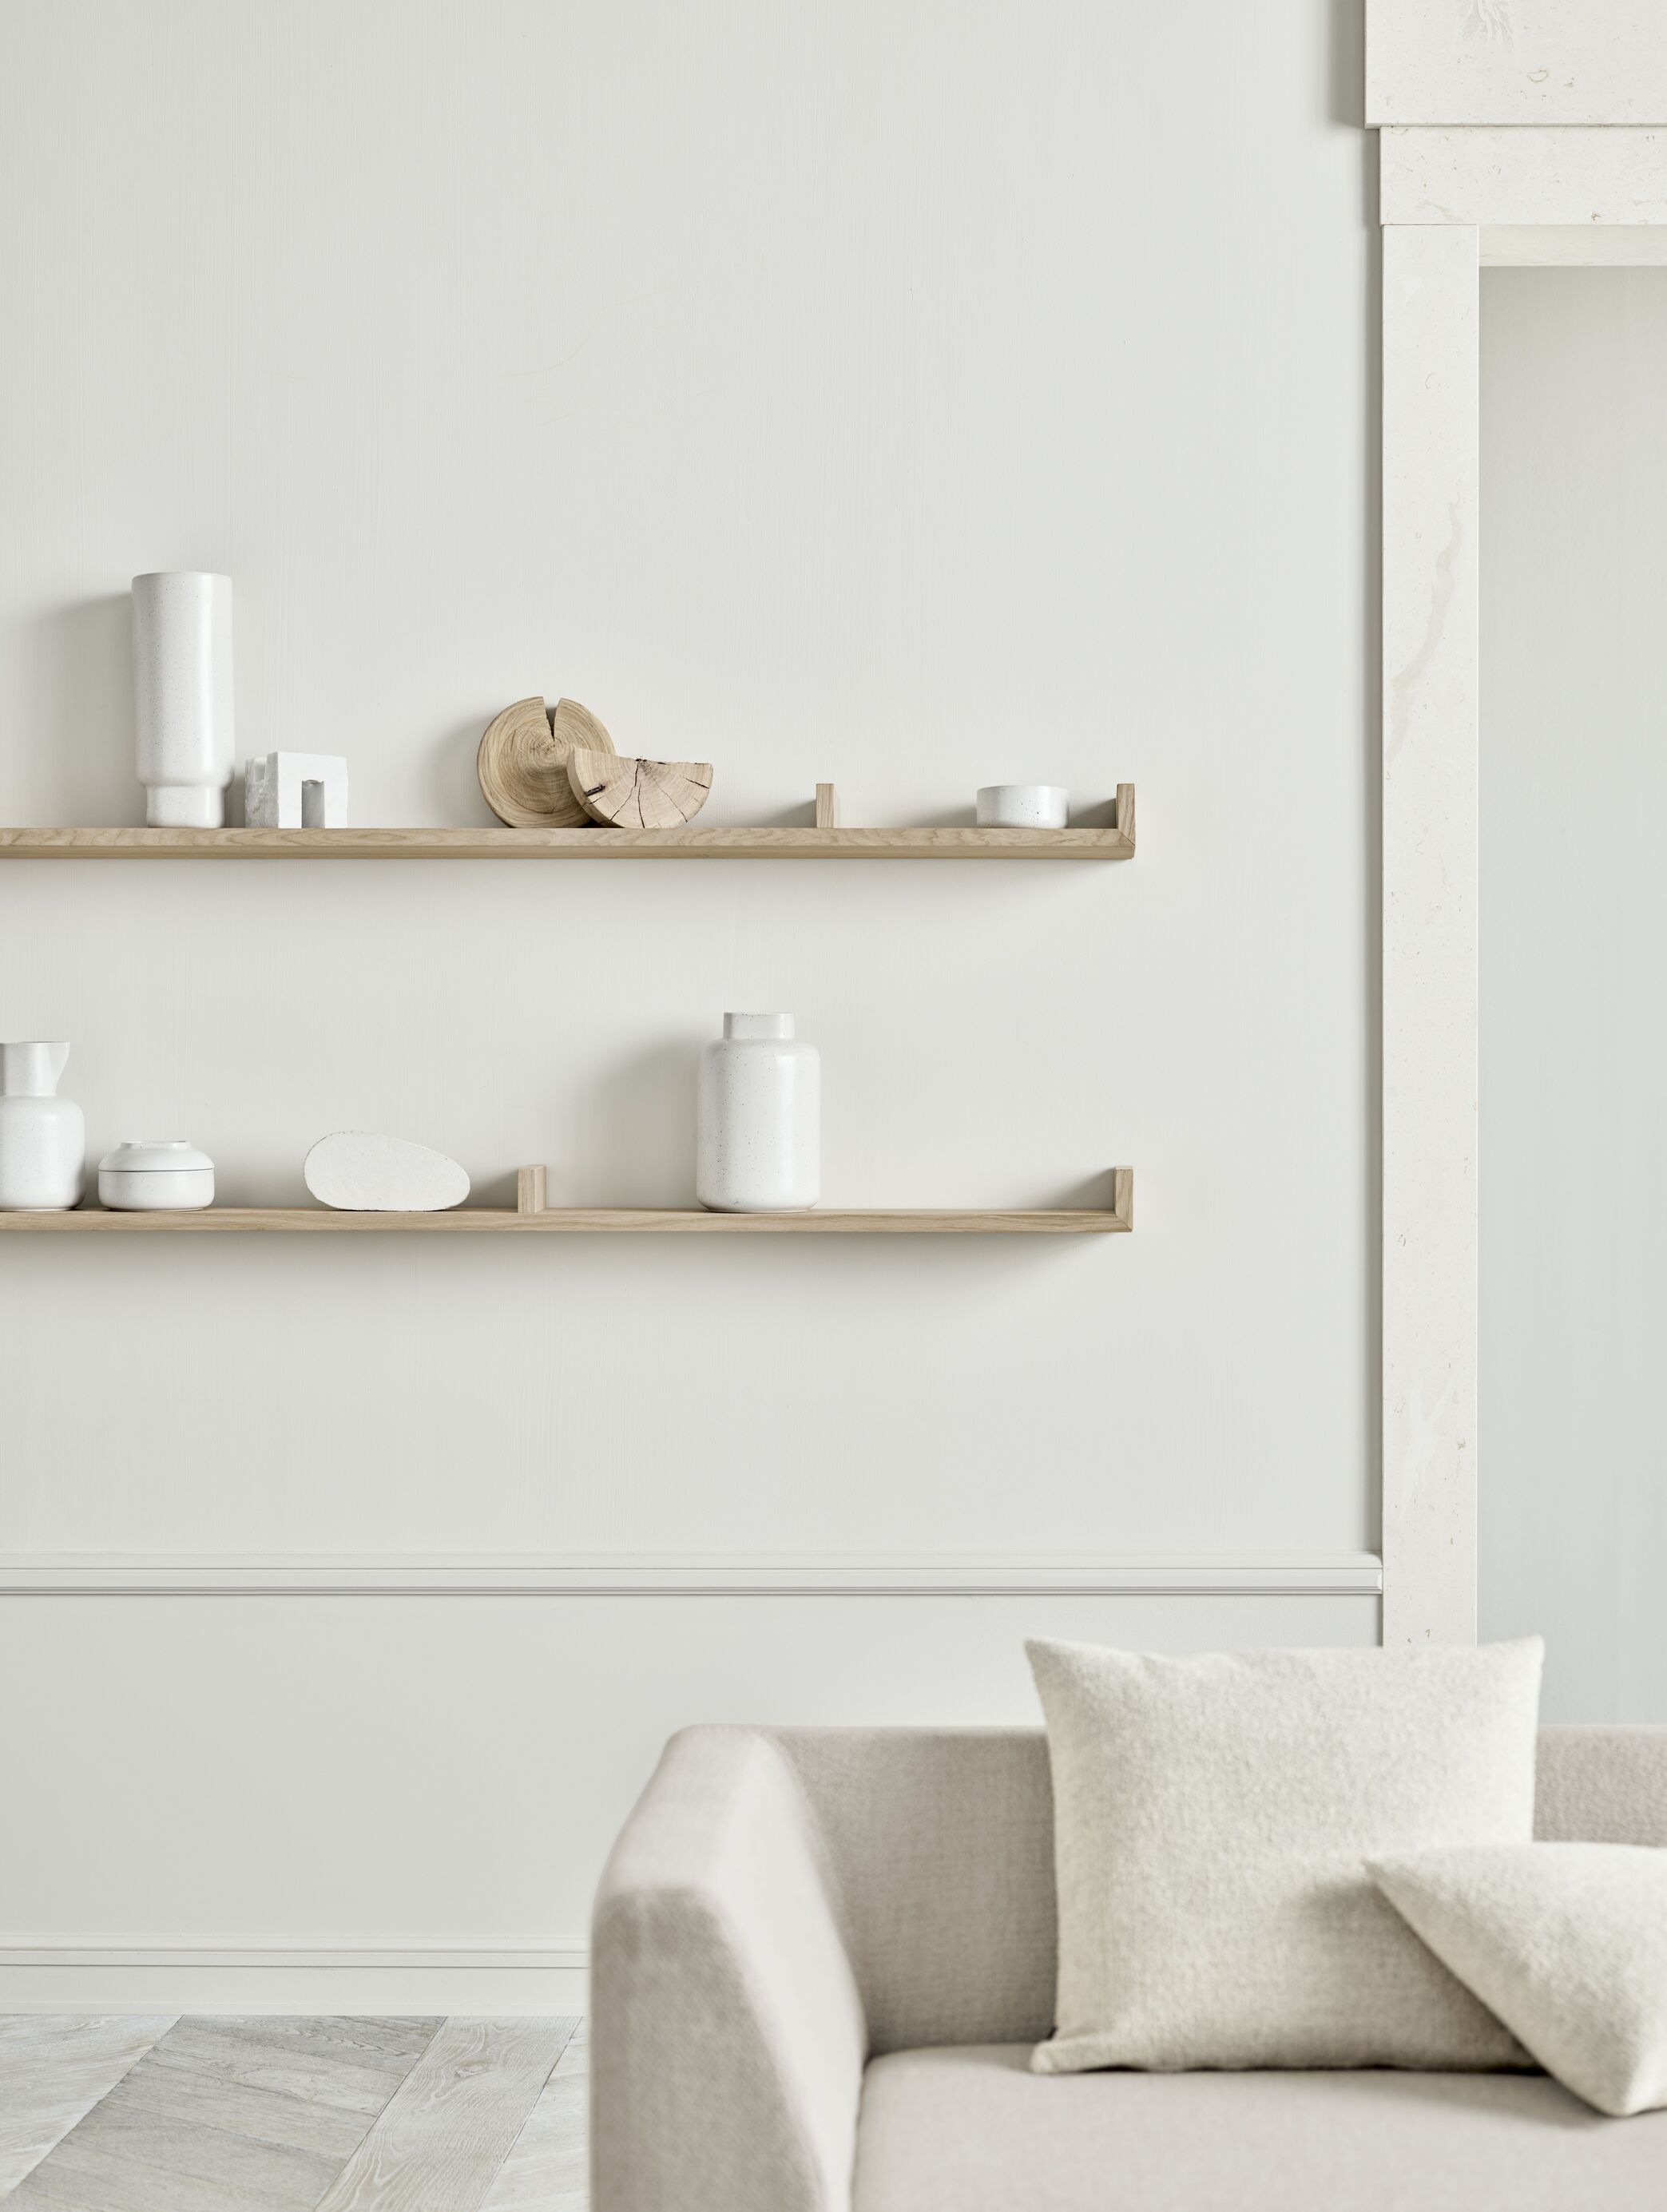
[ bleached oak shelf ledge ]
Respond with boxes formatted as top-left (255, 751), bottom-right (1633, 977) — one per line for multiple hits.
top-left (0, 1167), bottom-right (1133, 1236)
top-left (0, 785), bottom-right (1135, 859)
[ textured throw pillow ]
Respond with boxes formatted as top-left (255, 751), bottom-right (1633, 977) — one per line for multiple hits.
top-left (1026, 1637), bottom-right (1543, 2074)
top-left (1371, 1844), bottom-right (1667, 2116)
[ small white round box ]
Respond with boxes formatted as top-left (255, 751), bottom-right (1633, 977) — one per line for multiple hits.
top-left (98, 1140), bottom-right (216, 1210)
top-left (976, 783), bottom-right (1069, 828)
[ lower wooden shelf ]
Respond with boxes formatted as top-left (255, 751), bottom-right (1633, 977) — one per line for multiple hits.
top-left (0, 1168), bottom-right (1134, 1235)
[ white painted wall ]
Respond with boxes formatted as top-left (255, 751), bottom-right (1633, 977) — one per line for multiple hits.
top-left (1480, 268), bottom-right (1667, 1723)
top-left (0, 1), bottom-right (1374, 1997)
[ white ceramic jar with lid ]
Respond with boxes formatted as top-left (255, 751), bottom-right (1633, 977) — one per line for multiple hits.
top-left (98, 1140), bottom-right (215, 1211)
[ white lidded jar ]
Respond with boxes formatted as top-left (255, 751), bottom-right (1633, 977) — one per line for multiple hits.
top-left (697, 1013), bottom-right (820, 1212)
top-left (0, 1041), bottom-right (85, 1210)
top-left (98, 1140), bottom-right (216, 1211)
top-left (133, 571), bottom-right (234, 827)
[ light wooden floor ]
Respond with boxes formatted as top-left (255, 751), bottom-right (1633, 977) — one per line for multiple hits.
top-left (0, 2016), bottom-right (587, 2210)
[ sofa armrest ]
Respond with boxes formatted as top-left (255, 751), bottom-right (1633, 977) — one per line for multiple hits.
top-left (591, 1726), bottom-right (868, 2212)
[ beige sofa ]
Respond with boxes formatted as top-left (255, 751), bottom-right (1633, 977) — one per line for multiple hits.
top-left (591, 1724), bottom-right (1667, 2211)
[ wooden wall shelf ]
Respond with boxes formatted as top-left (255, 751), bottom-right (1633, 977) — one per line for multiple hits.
top-left (0, 786), bottom-right (1134, 861)
top-left (0, 1168), bottom-right (1133, 1236)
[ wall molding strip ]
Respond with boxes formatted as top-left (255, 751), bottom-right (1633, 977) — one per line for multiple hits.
top-left (0, 1552), bottom-right (1384, 1597)
top-left (0, 1940), bottom-right (588, 1969)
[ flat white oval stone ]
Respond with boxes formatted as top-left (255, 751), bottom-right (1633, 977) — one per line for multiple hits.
top-left (304, 1131), bottom-right (470, 1212)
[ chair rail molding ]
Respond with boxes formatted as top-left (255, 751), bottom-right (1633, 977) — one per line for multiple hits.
top-left (0, 1939), bottom-right (588, 1969)
top-left (1379, 120), bottom-right (1667, 1644)
top-left (0, 1553), bottom-right (1384, 1597)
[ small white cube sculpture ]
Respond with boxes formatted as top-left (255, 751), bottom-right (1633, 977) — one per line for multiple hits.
top-left (244, 751), bottom-right (349, 828)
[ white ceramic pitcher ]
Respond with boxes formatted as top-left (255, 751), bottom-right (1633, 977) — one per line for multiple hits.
top-left (0, 1041), bottom-right (85, 1209)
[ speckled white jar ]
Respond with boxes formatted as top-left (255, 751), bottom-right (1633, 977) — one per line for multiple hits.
top-left (976, 783), bottom-right (1069, 828)
top-left (98, 1140), bottom-right (216, 1210)
top-left (697, 1013), bottom-right (819, 1212)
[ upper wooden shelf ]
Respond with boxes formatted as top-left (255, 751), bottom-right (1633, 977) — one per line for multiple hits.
top-left (0, 785), bottom-right (1134, 861)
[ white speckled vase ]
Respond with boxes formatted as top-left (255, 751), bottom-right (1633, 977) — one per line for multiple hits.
top-left (133, 571), bottom-right (234, 827)
top-left (0, 1041), bottom-right (85, 1210)
top-left (697, 1013), bottom-right (820, 1212)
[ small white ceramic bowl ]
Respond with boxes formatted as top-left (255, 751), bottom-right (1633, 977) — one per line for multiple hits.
top-left (976, 783), bottom-right (1069, 829)
top-left (98, 1140), bottom-right (216, 1211)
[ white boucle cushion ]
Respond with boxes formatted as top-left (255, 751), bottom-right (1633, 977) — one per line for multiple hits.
top-left (1371, 1843), bottom-right (1667, 2116)
top-left (1026, 1637), bottom-right (1544, 2074)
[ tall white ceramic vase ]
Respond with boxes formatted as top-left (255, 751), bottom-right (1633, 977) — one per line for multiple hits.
top-left (0, 1041), bottom-right (85, 1210)
top-left (697, 1013), bottom-right (820, 1211)
top-left (133, 571), bottom-right (234, 827)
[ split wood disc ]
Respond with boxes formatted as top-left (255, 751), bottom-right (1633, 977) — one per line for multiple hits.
top-left (477, 696), bottom-right (615, 827)
top-left (567, 749), bottom-right (713, 829)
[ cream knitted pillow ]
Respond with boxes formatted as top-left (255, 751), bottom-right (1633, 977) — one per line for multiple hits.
top-left (1372, 1844), bottom-right (1667, 2116)
top-left (1027, 1638), bottom-right (1544, 2074)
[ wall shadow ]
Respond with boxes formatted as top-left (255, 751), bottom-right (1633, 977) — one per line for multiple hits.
top-left (565, 1038), bottom-right (704, 1207)
top-left (30, 595), bottom-right (137, 826)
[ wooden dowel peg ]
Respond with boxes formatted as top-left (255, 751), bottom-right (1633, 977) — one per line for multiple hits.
top-left (815, 783), bottom-right (840, 828)
top-left (1110, 1167), bottom-right (1134, 1228)
top-left (517, 1165), bottom-right (547, 1215)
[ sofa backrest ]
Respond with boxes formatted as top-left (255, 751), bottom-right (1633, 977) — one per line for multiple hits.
top-left (768, 1722), bottom-right (1667, 2056)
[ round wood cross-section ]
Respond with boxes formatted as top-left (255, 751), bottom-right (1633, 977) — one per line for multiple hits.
top-left (477, 696), bottom-right (614, 827)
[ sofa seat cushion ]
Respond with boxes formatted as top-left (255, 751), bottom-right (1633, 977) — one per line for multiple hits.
top-left (852, 2044), bottom-right (1667, 2212)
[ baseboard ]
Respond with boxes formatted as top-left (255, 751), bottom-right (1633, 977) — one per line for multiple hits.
top-left (0, 1940), bottom-right (588, 1968)
top-left (0, 1940), bottom-right (590, 2015)
top-left (0, 1552), bottom-right (1385, 1596)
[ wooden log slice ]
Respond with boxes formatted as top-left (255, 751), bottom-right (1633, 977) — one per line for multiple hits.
top-left (477, 696), bottom-right (615, 827)
top-left (567, 749), bottom-right (713, 829)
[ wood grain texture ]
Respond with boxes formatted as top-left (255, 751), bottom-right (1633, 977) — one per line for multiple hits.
top-left (814, 782), bottom-right (839, 828)
top-left (478, 2019), bottom-right (586, 2211)
top-left (476, 698), bottom-right (613, 828)
top-left (0, 1190), bottom-right (1134, 1234)
top-left (105, 2047), bottom-right (386, 2159)
top-left (312, 2016), bottom-right (577, 2212)
top-left (0, 2016), bottom-right (587, 2212)
top-left (566, 750), bottom-right (712, 828)
top-left (0, 820), bottom-right (1134, 858)
top-left (141, 2016), bottom-right (438, 2115)
top-left (0, 2016), bottom-right (176, 2194)
top-left (2, 2017), bottom-right (443, 2210)
top-left (515, 1165), bottom-right (546, 1216)
top-left (7, 2103), bottom-right (342, 2211)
